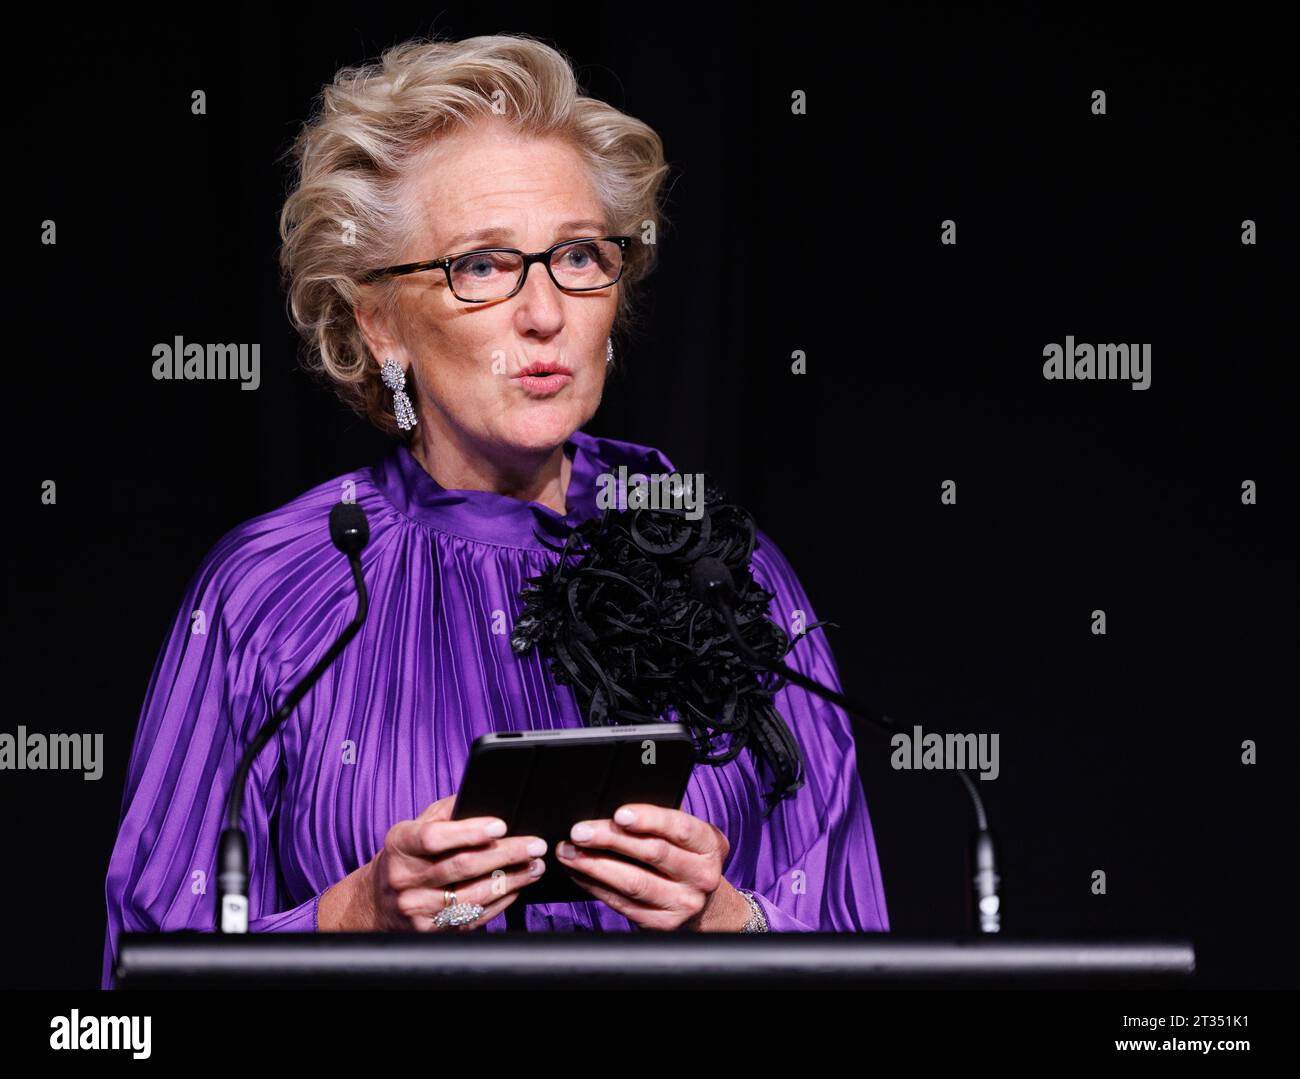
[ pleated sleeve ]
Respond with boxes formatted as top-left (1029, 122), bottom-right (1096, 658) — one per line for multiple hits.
top-left (100, 527), bottom-right (323, 989)
top-left (735, 527), bottom-right (891, 933)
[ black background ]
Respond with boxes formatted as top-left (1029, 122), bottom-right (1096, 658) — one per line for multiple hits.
top-left (5, 3), bottom-right (1294, 989)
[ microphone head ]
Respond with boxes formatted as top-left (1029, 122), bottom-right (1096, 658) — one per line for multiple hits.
top-left (690, 556), bottom-right (736, 609)
top-left (329, 501), bottom-right (370, 557)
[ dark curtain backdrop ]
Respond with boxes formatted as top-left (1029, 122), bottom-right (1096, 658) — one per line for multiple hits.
top-left (5, 3), bottom-right (1294, 988)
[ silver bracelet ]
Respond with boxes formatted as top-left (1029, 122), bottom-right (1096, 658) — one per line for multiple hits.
top-left (736, 888), bottom-right (769, 932)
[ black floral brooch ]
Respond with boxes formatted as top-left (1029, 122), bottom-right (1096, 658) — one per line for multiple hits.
top-left (510, 478), bottom-right (832, 815)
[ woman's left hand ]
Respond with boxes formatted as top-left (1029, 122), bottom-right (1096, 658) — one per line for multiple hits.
top-left (555, 804), bottom-right (751, 931)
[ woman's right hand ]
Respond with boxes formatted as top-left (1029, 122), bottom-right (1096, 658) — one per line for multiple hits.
top-left (319, 795), bottom-right (546, 932)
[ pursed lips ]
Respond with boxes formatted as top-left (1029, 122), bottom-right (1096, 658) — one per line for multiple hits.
top-left (512, 363), bottom-right (574, 395)
top-left (513, 362), bottom-right (572, 379)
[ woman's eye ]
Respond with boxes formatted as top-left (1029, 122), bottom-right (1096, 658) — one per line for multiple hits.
top-left (455, 253), bottom-right (507, 276)
top-left (462, 256), bottom-right (495, 276)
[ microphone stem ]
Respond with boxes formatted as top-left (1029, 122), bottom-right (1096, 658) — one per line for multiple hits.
top-left (218, 553), bottom-right (368, 932)
top-left (713, 599), bottom-right (1000, 932)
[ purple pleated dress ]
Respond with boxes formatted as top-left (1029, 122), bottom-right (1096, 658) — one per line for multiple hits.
top-left (101, 429), bottom-right (889, 987)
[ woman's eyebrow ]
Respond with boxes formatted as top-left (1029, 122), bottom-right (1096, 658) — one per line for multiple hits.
top-left (442, 219), bottom-right (607, 251)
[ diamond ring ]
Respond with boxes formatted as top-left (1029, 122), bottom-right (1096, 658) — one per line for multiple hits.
top-left (432, 889), bottom-right (485, 929)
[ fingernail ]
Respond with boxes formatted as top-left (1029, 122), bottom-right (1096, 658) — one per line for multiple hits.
top-left (483, 819), bottom-right (508, 838)
top-left (527, 837), bottom-right (547, 857)
top-left (570, 823), bottom-right (594, 842)
top-left (529, 858), bottom-right (546, 876)
top-left (614, 807), bottom-right (637, 826)
top-left (558, 841), bottom-right (576, 859)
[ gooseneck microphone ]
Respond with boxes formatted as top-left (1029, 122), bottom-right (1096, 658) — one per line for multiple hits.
top-left (690, 556), bottom-right (1001, 934)
top-left (216, 502), bottom-right (371, 933)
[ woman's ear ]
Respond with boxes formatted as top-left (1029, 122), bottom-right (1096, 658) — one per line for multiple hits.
top-left (354, 292), bottom-right (407, 373)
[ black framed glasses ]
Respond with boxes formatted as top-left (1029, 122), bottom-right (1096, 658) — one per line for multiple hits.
top-left (359, 235), bottom-right (632, 302)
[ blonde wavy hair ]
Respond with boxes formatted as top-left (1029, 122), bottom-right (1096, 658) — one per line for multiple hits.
top-left (278, 33), bottom-right (671, 438)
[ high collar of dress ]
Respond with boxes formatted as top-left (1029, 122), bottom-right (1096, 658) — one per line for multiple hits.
top-left (372, 428), bottom-right (603, 550)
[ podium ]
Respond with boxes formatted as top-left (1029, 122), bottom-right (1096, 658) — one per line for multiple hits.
top-left (115, 933), bottom-right (1195, 988)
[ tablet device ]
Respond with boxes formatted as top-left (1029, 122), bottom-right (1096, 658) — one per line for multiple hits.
top-left (452, 722), bottom-right (697, 905)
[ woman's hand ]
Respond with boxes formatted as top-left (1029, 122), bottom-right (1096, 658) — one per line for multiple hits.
top-left (319, 794), bottom-right (547, 932)
top-left (555, 804), bottom-right (753, 931)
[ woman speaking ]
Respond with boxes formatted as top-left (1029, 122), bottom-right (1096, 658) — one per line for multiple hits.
top-left (101, 33), bottom-right (889, 987)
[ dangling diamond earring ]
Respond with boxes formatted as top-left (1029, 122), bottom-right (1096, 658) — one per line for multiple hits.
top-left (605, 338), bottom-right (614, 366)
top-left (381, 357), bottom-right (417, 430)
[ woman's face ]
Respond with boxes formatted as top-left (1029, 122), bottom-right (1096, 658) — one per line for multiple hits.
top-left (362, 123), bottom-right (615, 461)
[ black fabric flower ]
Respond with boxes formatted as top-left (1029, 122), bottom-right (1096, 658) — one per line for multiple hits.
top-left (511, 478), bottom-right (833, 816)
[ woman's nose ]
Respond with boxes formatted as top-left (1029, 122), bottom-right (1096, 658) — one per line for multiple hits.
top-left (513, 262), bottom-right (566, 327)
